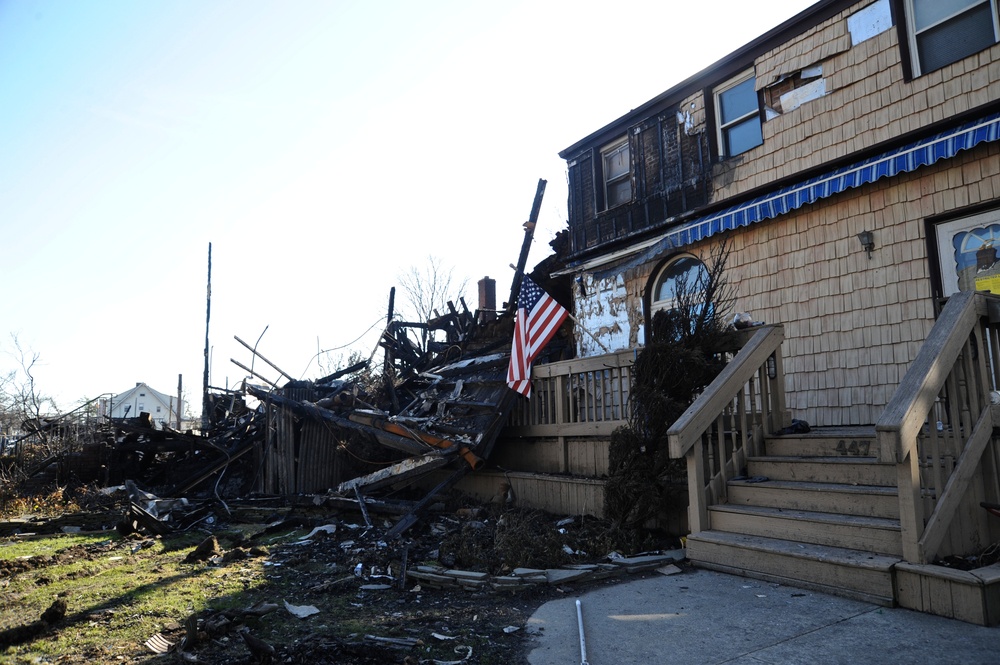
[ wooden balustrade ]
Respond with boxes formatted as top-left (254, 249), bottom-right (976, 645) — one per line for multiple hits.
top-left (665, 325), bottom-right (789, 533)
top-left (505, 350), bottom-right (636, 437)
top-left (877, 290), bottom-right (1000, 563)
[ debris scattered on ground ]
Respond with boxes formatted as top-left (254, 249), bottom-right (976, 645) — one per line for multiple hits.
top-left (1, 496), bottom-right (683, 663)
top-left (283, 599), bottom-right (320, 619)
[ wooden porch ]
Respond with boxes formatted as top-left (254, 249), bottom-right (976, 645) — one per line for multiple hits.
top-left (454, 351), bottom-right (635, 520)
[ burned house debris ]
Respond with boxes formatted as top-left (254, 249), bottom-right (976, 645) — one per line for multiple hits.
top-left (2, 179), bottom-right (581, 542)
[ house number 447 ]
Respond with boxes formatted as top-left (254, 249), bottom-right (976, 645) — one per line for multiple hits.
top-left (834, 440), bottom-right (871, 456)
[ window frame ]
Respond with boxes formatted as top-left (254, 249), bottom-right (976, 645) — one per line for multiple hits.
top-left (903, 0), bottom-right (1000, 77)
top-left (599, 138), bottom-right (631, 211)
top-left (649, 254), bottom-right (710, 315)
top-left (713, 70), bottom-right (763, 159)
top-left (645, 253), bottom-right (713, 342)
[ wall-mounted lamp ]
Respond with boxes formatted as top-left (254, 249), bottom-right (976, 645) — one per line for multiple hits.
top-left (856, 230), bottom-right (875, 259)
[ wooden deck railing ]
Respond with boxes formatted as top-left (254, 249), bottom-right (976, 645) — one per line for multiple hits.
top-left (876, 290), bottom-right (1000, 564)
top-left (665, 325), bottom-right (789, 533)
top-left (505, 350), bottom-right (636, 437)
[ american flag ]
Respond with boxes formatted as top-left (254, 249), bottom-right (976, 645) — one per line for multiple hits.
top-left (507, 276), bottom-right (568, 397)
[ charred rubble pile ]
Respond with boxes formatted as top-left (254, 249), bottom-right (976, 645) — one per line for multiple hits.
top-left (7, 191), bottom-right (581, 545)
top-left (23, 277), bottom-right (542, 541)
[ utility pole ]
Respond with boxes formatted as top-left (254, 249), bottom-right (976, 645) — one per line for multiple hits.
top-left (176, 373), bottom-right (183, 430)
top-left (201, 243), bottom-right (212, 432)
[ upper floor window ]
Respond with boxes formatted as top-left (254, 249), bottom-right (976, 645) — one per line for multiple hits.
top-left (714, 71), bottom-right (763, 158)
top-left (905, 0), bottom-right (1000, 76)
top-left (601, 139), bottom-right (631, 210)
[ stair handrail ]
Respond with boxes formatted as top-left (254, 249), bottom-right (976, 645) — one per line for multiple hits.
top-left (667, 324), bottom-right (786, 459)
top-left (876, 289), bottom-right (999, 563)
top-left (875, 289), bottom-right (984, 465)
top-left (666, 324), bottom-right (787, 534)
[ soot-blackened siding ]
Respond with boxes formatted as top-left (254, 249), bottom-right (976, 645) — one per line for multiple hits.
top-left (566, 112), bottom-right (711, 257)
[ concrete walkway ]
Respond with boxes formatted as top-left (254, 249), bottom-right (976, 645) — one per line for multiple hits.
top-left (525, 567), bottom-right (999, 664)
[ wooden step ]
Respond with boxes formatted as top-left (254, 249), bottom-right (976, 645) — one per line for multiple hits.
top-left (747, 455), bottom-right (896, 486)
top-left (685, 530), bottom-right (901, 606)
top-left (708, 504), bottom-right (902, 556)
top-left (727, 478), bottom-right (899, 519)
top-left (765, 434), bottom-right (880, 458)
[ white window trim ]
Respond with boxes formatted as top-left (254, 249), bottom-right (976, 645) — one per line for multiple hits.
top-left (600, 138), bottom-right (631, 210)
top-left (713, 69), bottom-right (761, 158)
top-left (904, 0), bottom-right (1000, 77)
top-left (650, 254), bottom-right (708, 314)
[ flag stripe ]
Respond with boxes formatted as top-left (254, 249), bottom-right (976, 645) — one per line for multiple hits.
top-left (507, 276), bottom-right (568, 398)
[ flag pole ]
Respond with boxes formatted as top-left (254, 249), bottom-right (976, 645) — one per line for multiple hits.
top-left (508, 264), bottom-right (611, 354)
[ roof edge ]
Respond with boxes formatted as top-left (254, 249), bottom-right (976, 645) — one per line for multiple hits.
top-left (558, 0), bottom-right (856, 159)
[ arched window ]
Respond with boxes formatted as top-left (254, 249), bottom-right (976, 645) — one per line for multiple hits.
top-left (650, 255), bottom-right (708, 314)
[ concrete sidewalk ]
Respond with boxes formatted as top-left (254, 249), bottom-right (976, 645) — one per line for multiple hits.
top-left (525, 567), bottom-right (999, 664)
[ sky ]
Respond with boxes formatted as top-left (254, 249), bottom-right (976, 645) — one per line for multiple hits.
top-left (0, 0), bottom-right (818, 414)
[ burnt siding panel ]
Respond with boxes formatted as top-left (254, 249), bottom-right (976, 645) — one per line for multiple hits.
top-left (568, 152), bottom-right (597, 251)
top-left (683, 130), bottom-right (712, 211)
top-left (569, 111), bottom-right (714, 256)
top-left (640, 123), bottom-right (659, 200)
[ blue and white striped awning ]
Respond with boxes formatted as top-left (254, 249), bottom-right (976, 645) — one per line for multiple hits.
top-left (599, 110), bottom-right (1000, 276)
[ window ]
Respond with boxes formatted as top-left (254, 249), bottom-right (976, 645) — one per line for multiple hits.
top-left (651, 255), bottom-right (709, 313)
top-left (601, 139), bottom-right (631, 209)
top-left (905, 0), bottom-right (1000, 76)
top-left (934, 208), bottom-right (1000, 296)
top-left (714, 71), bottom-right (763, 157)
top-left (649, 255), bottom-right (711, 340)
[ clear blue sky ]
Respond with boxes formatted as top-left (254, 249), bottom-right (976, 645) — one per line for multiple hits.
top-left (0, 0), bottom-right (816, 413)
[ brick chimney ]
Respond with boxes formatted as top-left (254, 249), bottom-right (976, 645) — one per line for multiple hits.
top-left (478, 276), bottom-right (497, 323)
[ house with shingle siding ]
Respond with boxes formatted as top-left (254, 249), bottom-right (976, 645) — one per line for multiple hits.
top-left (494, 0), bottom-right (1000, 623)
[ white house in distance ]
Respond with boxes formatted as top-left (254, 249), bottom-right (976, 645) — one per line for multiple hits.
top-left (100, 382), bottom-right (181, 427)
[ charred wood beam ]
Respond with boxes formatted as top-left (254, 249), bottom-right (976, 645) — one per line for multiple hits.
top-left (388, 418), bottom-right (484, 440)
top-left (507, 178), bottom-right (546, 313)
top-left (354, 486), bottom-right (373, 528)
top-left (24, 455), bottom-right (61, 479)
top-left (348, 412), bottom-right (483, 470)
top-left (316, 360), bottom-right (368, 385)
top-left (234, 335), bottom-right (293, 382)
top-left (246, 386), bottom-right (450, 458)
top-left (230, 358), bottom-right (278, 388)
top-left (386, 466), bottom-right (470, 539)
top-left (115, 440), bottom-right (206, 454)
top-left (336, 454), bottom-right (451, 495)
top-left (383, 287), bottom-right (400, 412)
top-left (319, 494), bottom-right (415, 515)
top-left (440, 399), bottom-right (501, 411)
top-left (121, 501), bottom-right (174, 537)
top-left (166, 439), bottom-right (256, 495)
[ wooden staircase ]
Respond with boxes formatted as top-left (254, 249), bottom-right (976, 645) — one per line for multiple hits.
top-left (666, 296), bottom-right (1000, 621)
top-left (685, 426), bottom-right (904, 606)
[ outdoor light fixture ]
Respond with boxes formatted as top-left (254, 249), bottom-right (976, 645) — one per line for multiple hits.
top-left (857, 230), bottom-right (875, 259)
top-left (767, 354), bottom-right (777, 380)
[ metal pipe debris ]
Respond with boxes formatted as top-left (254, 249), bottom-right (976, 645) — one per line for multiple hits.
top-left (576, 599), bottom-right (589, 665)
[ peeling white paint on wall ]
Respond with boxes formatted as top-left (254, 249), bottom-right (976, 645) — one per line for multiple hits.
top-left (847, 0), bottom-right (892, 46)
top-left (574, 273), bottom-right (632, 357)
top-left (677, 109), bottom-right (696, 135)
